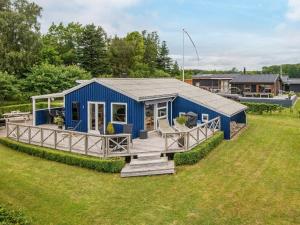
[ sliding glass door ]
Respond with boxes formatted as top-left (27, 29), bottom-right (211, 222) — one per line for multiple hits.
top-left (88, 102), bottom-right (105, 134)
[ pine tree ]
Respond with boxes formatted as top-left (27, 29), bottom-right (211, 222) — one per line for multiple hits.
top-left (157, 41), bottom-right (172, 73)
top-left (78, 24), bottom-right (109, 76)
top-left (171, 61), bottom-right (180, 77)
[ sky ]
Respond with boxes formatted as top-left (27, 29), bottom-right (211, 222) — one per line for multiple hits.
top-left (34, 0), bottom-right (300, 70)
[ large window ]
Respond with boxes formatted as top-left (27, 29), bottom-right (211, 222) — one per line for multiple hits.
top-left (111, 103), bottom-right (127, 124)
top-left (72, 102), bottom-right (80, 121)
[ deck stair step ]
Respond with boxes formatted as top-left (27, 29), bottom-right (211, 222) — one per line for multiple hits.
top-left (121, 153), bottom-right (175, 177)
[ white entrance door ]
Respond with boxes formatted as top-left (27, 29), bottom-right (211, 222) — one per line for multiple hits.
top-left (144, 102), bottom-right (168, 131)
top-left (88, 102), bottom-right (105, 134)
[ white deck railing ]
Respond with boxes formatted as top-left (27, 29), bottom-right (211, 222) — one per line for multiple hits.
top-left (6, 123), bottom-right (131, 157)
top-left (164, 116), bottom-right (221, 153)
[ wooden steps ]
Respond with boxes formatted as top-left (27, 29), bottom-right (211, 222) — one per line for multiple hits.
top-left (121, 152), bottom-right (175, 177)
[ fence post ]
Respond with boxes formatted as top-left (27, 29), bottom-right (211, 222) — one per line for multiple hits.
top-left (6, 123), bottom-right (9, 137)
top-left (205, 123), bottom-right (208, 139)
top-left (84, 134), bottom-right (88, 155)
top-left (197, 127), bottom-right (200, 143)
top-left (69, 133), bottom-right (72, 152)
top-left (54, 130), bottom-right (57, 149)
top-left (105, 137), bottom-right (109, 157)
top-left (28, 127), bottom-right (31, 144)
top-left (40, 128), bottom-right (43, 147)
top-left (16, 125), bottom-right (20, 141)
top-left (164, 135), bottom-right (168, 154)
top-left (185, 132), bottom-right (189, 151)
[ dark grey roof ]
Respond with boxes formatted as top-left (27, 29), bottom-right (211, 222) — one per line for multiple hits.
top-left (192, 74), bottom-right (240, 79)
top-left (288, 78), bottom-right (300, 84)
top-left (230, 74), bottom-right (280, 84)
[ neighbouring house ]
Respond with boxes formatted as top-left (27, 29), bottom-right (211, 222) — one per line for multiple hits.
top-left (192, 74), bottom-right (238, 93)
top-left (32, 78), bottom-right (247, 140)
top-left (282, 76), bottom-right (300, 93)
top-left (230, 74), bottom-right (283, 97)
top-left (192, 74), bottom-right (283, 97)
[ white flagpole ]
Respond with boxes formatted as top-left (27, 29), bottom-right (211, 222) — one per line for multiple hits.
top-left (182, 28), bottom-right (185, 82)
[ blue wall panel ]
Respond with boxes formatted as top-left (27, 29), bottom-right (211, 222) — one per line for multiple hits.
top-left (64, 82), bottom-right (144, 138)
top-left (35, 109), bottom-right (48, 125)
top-left (172, 96), bottom-right (234, 139)
top-left (230, 111), bottom-right (246, 124)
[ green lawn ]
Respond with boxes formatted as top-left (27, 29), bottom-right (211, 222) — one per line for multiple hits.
top-left (0, 113), bottom-right (300, 224)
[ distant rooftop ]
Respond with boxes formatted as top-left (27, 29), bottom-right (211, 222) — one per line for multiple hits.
top-left (192, 74), bottom-right (239, 79)
top-left (230, 74), bottom-right (280, 84)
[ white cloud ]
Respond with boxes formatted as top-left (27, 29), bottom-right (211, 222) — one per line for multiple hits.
top-left (35, 0), bottom-right (142, 35)
top-left (286, 0), bottom-right (300, 21)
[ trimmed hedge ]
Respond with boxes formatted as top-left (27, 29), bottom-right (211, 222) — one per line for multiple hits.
top-left (0, 204), bottom-right (30, 225)
top-left (0, 102), bottom-right (63, 115)
top-left (241, 102), bottom-right (283, 114)
top-left (174, 131), bottom-right (224, 166)
top-left (0, 138), bottom-right (125, 173)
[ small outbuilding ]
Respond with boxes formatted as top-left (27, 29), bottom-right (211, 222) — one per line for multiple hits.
top-left (32, 78), bottom-right (247, 140)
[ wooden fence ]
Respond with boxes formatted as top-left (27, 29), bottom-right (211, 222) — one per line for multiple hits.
top-left (6, 123), bottom-right (131, 157)
top-left (164, 116), bottom-right (221, 153)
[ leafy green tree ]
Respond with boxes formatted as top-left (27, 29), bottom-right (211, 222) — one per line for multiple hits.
top-left (125, 31), bottom-right (145, 69)
top-left (23, 63), bottom-right (91, 96)
top-left (41, 22), bottom-right (83, 65)
top-left (0, 71), bottom-right (20, 101)
top-left (142, 31), bottom-right (160, 71)
top-left (77, 24), bottom-right (109, 76)
top-left (157, 41), bottom-right (172, 73)
top-left (0, 0), bottom-right (42, 77)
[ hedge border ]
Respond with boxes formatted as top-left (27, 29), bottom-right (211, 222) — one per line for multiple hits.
top-left (174, 131), bottom-right (224, 166)
top-left (0, 138), bottom-right (125, 173)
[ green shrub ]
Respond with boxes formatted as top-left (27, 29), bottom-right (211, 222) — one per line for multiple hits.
top-left (241, 102), bottom-right (281, 114)
top-left (174, 131), bottom-right (224, 166)
top-left (0, 138), bottom-right (125, 173)
top-left (0, 204), bottom-right (30, 225)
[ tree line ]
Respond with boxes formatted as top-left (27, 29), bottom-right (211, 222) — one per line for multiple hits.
top-left (0, 0), bottom-right (180, 102)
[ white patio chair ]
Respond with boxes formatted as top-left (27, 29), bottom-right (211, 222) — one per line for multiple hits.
top-left (157, 118), bottom-right (176, 137)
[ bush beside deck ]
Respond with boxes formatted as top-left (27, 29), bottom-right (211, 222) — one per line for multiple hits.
top-left (0, 138), bottom-right (125, 173)
top-left (174, 131), bottom-right (224, 165)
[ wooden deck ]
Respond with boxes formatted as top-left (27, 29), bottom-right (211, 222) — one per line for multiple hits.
top-left (5, 117), bottom-right (220, 158)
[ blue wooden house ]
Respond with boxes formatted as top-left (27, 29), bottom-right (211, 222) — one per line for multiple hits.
top-left (32, 78), bottom-right (247, 140)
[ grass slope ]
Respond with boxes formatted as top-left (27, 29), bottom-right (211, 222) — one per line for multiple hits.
top-left (0, 114), bottom-right (300, 225)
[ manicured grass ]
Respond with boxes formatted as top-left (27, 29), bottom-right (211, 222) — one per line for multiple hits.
top-left (0, 113), bottom-right (300, 224)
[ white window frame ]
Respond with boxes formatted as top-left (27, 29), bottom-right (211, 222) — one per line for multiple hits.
top-left (156, 102), bottom-right (168, 120)
top-left (202, 113), bottom-right (209, 122)
top-left (111, 102), bottom-right (127, 124)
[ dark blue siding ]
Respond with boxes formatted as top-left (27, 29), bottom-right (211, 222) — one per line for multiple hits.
top-left (64, 82), bottom-right (144, 138)
top-left (172, 96), bottom-right (234, 139)
top-left (230, 111), bottom-right (247, 124)
top-left (35, 109), bottom-right (48, 125)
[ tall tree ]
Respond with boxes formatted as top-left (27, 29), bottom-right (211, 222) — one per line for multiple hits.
top-left (41, 22), bottom-right (83, 66)
top-left (157, 41), bottom-right (172, 73)
top-left (142, 30), bottom-right (160, 71)
top-left (77, 24), bottom-right (109, 76)
top-left (0, 0), bottom-right (42, 77)
top-left (171, 60), bottom-right (180, 77)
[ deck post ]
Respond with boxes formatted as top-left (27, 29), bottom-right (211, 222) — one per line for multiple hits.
top-left (54, 130), bottom-right (57, 149)
top-left (69, 133), bottom-right (72, 152)
top-left (164, 135), bottom-right (168, 153)
top-left (185, 132), bottom-right (189, 151)
top-left (40, 128), bottom-right (43, 147)
top-left (16, 125), bottom-right (20, 141)
top-left (84, 134), bottom-right (88, 155)
top-left (197, 127), bottom-right (200, 143)
top-left (28, 127), bottom-right (31, 144)
top-left (205, 123), bottom-right (208, 139)
top-left (6, 123), bottom-right (9, 137)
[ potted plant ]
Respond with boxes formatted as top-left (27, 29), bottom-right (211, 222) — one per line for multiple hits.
top-left (176, 116), bottom-right (188, 147)
top-left (54, 116), bottom-right (64, 129)
top-left (106, 122), bottom-right (118, 150)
